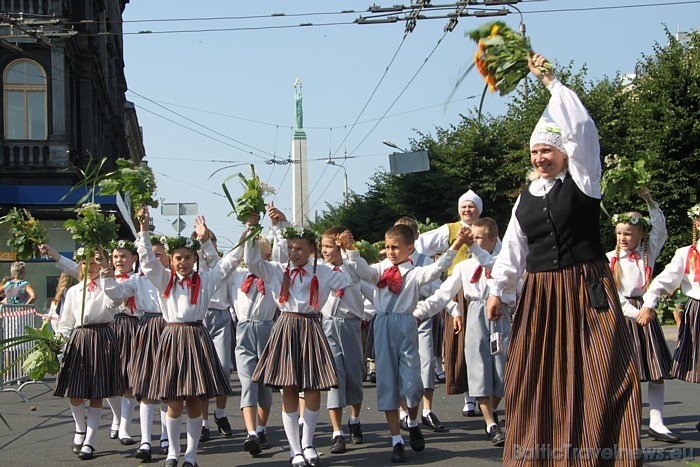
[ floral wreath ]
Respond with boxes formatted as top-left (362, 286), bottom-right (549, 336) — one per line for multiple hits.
top-left (611, 213), bottom-right (651, 230)
top-left (281, 226), bottom-right (318, 244)
top-left (688, 204), bottom-right (700, 219)
top-left (160, 235), bottom-right (201, 253)
top-left (73, 247), bottom-right (89, 262)
top-left (150, 235), bottom-right (164, 246)
top-left (108, 239), bottom-right (137, 254)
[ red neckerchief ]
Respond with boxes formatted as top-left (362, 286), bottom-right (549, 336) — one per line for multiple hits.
top-left (470, 265), bottom-right (492, 284)
top-left (115, 274), bottom-right (136, 314)
top-left (377, 265), bottom-right (402, 294)
top-left (279, 265), bottom-right (320, 309)
top-left (333, 266), bottom-right (344, 297)
top-left (685, 245), bottom-right (700, 282)
top-left (241, 274), bottom-right (265, 295)
top-left (116, 273), bottom-right (131, 280)
top-left (86, 280), bottom-right (98, 292)
top-left (163, 269), bottom-right (200, 305)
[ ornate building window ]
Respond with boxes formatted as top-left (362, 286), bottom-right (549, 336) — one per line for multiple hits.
top-left (3, 59), bottom-right (48, 140)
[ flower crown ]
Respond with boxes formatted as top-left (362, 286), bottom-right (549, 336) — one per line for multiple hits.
top-left (281, 226), bottom-right (318, 243)
top-left (109, 239), bottom-right (137, 254)
top-left (611, 213), bottom-right (651, 230)
top-left (688, 204), bottom-right (700, 219)
top-left (160, 235), bottom-right (201, 253)
top-left (149, 235), bottom-right (164, 246)
top-left (73, 247), bottom-right (89, 262)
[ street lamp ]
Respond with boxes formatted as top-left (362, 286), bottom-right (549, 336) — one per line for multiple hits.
top-left (382, 139), bottom-right (409, 153)
top-left (326, 159), bottom-right (348, 206)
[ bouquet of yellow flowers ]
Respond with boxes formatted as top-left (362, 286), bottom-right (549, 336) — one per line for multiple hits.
top-left (0, 208), bottom-right (47, 260)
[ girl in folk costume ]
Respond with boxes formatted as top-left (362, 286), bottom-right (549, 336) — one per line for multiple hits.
top-left (486, 54), bottom-right (641, 466)
top-left (607, 188), bottom-right (678, 442)
top-left (136, 207), bottom-right (244, 467)
top-left (245, 224), bottom-right (354, 467)
top-left (53, 248), bottom-right (123, 460)
top-left (640, 203), bottom-right (700, 434)
top-left (102, 235), bottom-right (171, 460)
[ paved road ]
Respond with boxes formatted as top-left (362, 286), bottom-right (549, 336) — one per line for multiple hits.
top-left (1, 328), bottom-right (698, 466)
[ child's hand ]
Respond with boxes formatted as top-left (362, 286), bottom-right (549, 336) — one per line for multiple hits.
top-left (636, 307), bottom-right (655, 326)
top-left (453, 315), bottom-right (463, 334)
top-left (38, 243), bottom-right (60, 261)
top-left (336, 230), bottom-right (355, 250)
top-left (637, 187), bottom-right (651, 202)
top-left (452, 226), bottom-right (472, 249)
top-left (137, 205), bottom-right (150, 233)
top-left (95, 248), bottom-right (110, 271)
top-left (246, 212), bottom-right (261, 226)
top-left (267, 202), bottom-right (286, 226)
top-left (194, 216), bottom-right (210, 242)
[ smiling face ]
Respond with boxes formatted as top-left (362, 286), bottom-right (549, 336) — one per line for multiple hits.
top-left (287, 238), bottom-right (315, 268)
top-left (616, 223), bottom-right (644, 252)
top-left (530, 144), bottom-right (567, 180)
top-left (170, 248), bottom-right (196, 276)
top-left (384, 234), bottom-right (414, 265)
top-left (459, 200), bottom-right (480, 224)
top-left (112, 248), bottom-right (136, 274)
top-left (321, 236), bottom-right (342, 265)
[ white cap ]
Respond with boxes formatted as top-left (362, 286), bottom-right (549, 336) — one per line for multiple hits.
top-left (530, 113), bottom-right (567, 155)
top-left (458, 189), bottom-right (483, 215)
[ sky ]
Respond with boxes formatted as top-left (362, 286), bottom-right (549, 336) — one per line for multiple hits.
top-left (121, 0), bottom-right (700, 249)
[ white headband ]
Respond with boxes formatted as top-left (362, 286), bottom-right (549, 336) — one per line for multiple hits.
top-left (458, 189), bottom-right (483, 215)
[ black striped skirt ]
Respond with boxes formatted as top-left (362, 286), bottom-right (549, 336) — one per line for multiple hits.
top-left (252, 312), bottom-right (338, 390)
top-left (152, 322), bottom-right (232, 401)
top-left (624, 297), bottom-right (673, 382)
top-left (128, 313), bottom-right (167, 401)
top-left (53, 323), bottom-right (124, 400)
top-left (671, 297), bottom-right (700, 383)
top-left (503, 260), bottom-right (641, 466)
top-left (113, 313), bottom-right (139, 389)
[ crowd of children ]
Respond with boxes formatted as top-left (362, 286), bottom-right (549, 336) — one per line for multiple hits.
top-left (31, 53), bottom-right (700, 467)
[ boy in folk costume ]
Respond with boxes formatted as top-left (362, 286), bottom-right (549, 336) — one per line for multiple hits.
top-left (102, 236), bottom-right (171, 460)
top-left (53, 248), bottom-right (123, 460)
top-left (640, 203), bottom-right (700, 434)
top-left (415, 218), bottom-right (512, 446)
top-left (343, 224), bottom-right (470, 463)
top-left (225, 235), bottom-right (277, 456)
top-left (137, 207), bottom-right (246, 467)
top-left (607, 188), bottom-right (678, 442)
top-left (245, 224), bottom-right (354, 467)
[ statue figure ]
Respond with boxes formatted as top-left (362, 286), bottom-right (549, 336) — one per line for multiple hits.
top-left (294, 78), bottom-right (303, 129)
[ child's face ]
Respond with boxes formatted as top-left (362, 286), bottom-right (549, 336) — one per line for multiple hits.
top-left (695, 218), bottom-right (700, 234)
top-left (321, 236), bottom-right (342, 265)
top-left (86, 257), bottom-right (101, 281)
top-left (171, 248), bottom-right (196, 276)
top-left (152, 244), bottom-right (169, 268)
top-left (459, 201), bottom-right (480, 225)
top-left (112, 248), bottom-right (136, 274)
top-left (616, 223), bottom-right (643, 252)
top-left (472, 227), bottom-right (497, 254)
top-left (287, 239), bottom-right (314, 268)
top-left (384, 234), bottom-right (414, 265)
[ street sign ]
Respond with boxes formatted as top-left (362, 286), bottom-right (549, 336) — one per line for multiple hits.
top-left (172, 218), bottom-right (187, 234)
top-left (161, 202), bottom-right (198, 216)
top-left (389, 150), bottom-right (430, 174)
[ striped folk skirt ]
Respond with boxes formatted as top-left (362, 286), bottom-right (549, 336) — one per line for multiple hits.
top-left (53, 323), bottom-right (124, 400)
top-left (152, 322), bottom-right (232, 401)
top-left (671, 297), bottom-right (700, 383)
top-left (625, 297), bottom-right (673, 382)
top-left (113, 313), bottom-right (139, 390)
top-left (128, 313), bottom-right (167, 401)
top-left (443, 289), bottom-right (468, 395)
top-left (503, 260), bottom-right (641, 467)
top-left (252, 312), bottom-right (338, 390)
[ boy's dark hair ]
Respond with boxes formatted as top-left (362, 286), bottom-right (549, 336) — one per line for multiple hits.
top-left (385, 224), bottom-right (415, 245)
top-left (472, 217), bottom-right (498, 238)
top-left (322, 226), bottom-right (348, 239)
top-left (394, 216), bottom-right (419, 237)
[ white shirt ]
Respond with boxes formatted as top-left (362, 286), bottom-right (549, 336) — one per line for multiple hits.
top-left (138, 232), bottom-right (244, 323)
top-left (200, 239), bottom-right (233, 311)
top-left (57, 280), bottom-right (120, 339)
top-left (319, 260), bottom-right (364, 320)
top-left (605, 200), bottom-right (667, 318)
top-left (489, 78), bottom-right (601, 298)
top-left (415, 222), bottom-right (502, 259)
top-left (226, 267), bottom-right (278, 322)
top-left (642, 243), bottom-right (700, 309)
top-left (410, 251), bottom-right (459, 317)
top-left (102, 272), bottom-right (163, 316)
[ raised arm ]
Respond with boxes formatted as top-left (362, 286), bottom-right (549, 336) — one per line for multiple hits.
top-left (414, 224), bottom-right (450, 257)
top-left (642, 189), bottom-right (667, 263)
top-left (136, 207), bottom-right (171, 291)
top-left (39, 243), bottom-right (79, 279)
top-left (414, 267), bottom-right (463, 321)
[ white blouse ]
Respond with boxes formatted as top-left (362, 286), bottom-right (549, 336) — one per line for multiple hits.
top-left (226, 267), bottom-right (278, 322)
top-left (57, 280), bottom-right (120, 339)
top-left (319, 260), bottom-right (365, 321)
top-left (102, 272), bottom-right (163, 316)
top-left (200, 238), bottom-right (233, 311)
top-left (642, 243), bottom-right (700, 309)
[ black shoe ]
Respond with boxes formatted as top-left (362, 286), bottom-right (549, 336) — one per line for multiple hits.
top-left (391, 442), bottom-right (406, 463)
top-left (462, 401), bottom-right (476, 417)
top-left (160, 438), bottom-right (170, 455)
top-left (696, 421), bottom-right (700, 433)
top-left (399, 416), bottom-right (409, 431)
top-left (120, 436), bottom-right (135, 446)
top-left (164, 459), bottom-right (178, 467)
top-left (72, 431), bottom-right (86, 454)
top-left (408, 425), bottom-right (425, 452)
top-left (243, 434), bottom-right (262, 456)
top-left (135, 443), bottom-right (152, 461)
top-left (348, 421), bottom-right (364, 444)
top-left (214, 415), bottom-right (233, 437)
top-left (421, 412), bottom-right (448, 433)
top-left (182, 462), bottom-right (198, 467)
top-left (648, 427), bottom-right (681, 443)
top-left (109, 429), bottom-right (118, 439)
top-left (330, 435), bottom-right (347, 453)
top-left (487, 424), bottom-right (505, 446)
top-left (77, 444), bottom-right (95, 460)
top-left (199, 427), bottom-right (210, 442)
top-left (369, 372), bottom-right (376, 384)
top-left (436, 373), bottom-right (446, 384)
top-left (302, 447), bottom-right (321, 467)
top-left (257, 430), bottom-right (271, 449)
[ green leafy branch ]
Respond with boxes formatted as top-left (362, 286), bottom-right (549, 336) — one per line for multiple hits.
top-left (0, 208), bottom-right (47, 260)
top-left (0, 322), bottom-right (63, 382)
top-left (99, 159), bottom-right (158, 215)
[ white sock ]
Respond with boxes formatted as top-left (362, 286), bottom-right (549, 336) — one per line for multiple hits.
top-left (349, 416), bottom-right (360, 425)
top-left (119, 397), bottom-right (135, 439)
top-left (399, 410), bottom-right (408, 420)
top-left (391, 435), bottom-right (404, 446)
top-left (648, 382), bottom-right (670, 433)
top-left (184, 415), bottom-right (201, 465)
top-left (107, 396), bottom-right (121, 430)
top-left (486, 422), bottom-right (497, 431)
top-left (214, 408), bottom-right (226, 419)
top-left (422, 409), bottom-right (432, 417)
top-left (256, 425), bottom-right (266, 434)
top-left (70, 402), bottom-right (86, 444)
top-left (140, 403), bottom-right (155, 447)
top-left (166, 415), bottom-right (182, 460)
top-left (407, 418), bottom-right (418, 428)
top-left (333, 430), bottom-right (344, 437)
top-left (301, 408), bottom-right (320, 449)
top-left (83, 406), bottom-right (101, 448)
top-left (160, 404), bottom-right (168, 440)
top-left (248, 430), bottom-right (258, 437)
top-left (282, 411), bottom-right (302, 457)
top-left (202, 419), bottom-right (209, 429)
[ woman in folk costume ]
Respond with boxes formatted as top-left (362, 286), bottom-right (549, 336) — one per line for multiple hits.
top-left (245, 224), bottom-right (354, 467)
top-left (607, 188), bottom-right (679, 443)
top-left (136, 207), bottom-right (244, 467)
top-left (640, 203), bottom-right (700, 434)
top-left (102, 235), bottom-right (171, 460)
top-left (53, 248), bottom-right (123, 460)
top-left (486, 54), bottom-right (641, 466)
